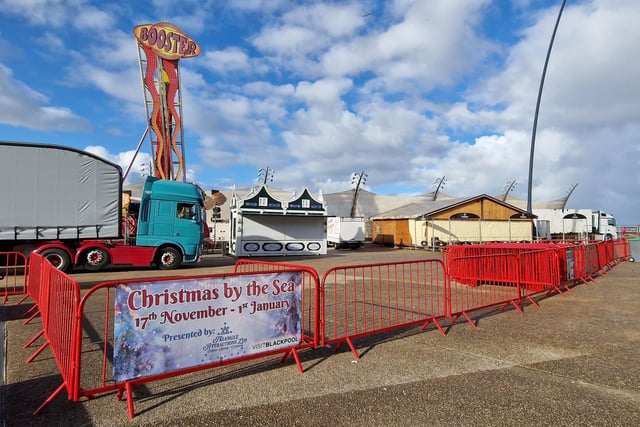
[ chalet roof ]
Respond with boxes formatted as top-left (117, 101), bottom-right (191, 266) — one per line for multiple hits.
top-left (230, 184), bottom-right (327, 216)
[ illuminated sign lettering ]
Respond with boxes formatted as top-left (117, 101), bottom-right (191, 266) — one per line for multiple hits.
top-left (134, 22), bottom-right (201, 60)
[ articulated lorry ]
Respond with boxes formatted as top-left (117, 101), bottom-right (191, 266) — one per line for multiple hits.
top-left (533, 208), bottom-right (617, 241)
top-left (0, 141), bottom-right (205, 272)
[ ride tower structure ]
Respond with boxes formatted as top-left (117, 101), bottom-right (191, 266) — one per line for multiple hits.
top-left (133, 21), bottom-right (201, 182)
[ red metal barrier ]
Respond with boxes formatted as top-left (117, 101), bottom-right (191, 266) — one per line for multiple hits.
top-left (571, 244), bottom-right (592, 285)
top-left (448, 253), bottom-right (522, 323)
top-left (1, 251), bottom-right (28, 304)
top-left (73, 267), bottom-right (318, 419)
top-left (600, 240), bottom-right (615, 272)
top-left (570, 241), bottom-right (614, 283)
top-left (22, 254), bottom-right (80, 416)
top-left (446, 246), bottom-right (569, 328)
top-left (581, 243), bottom-right (601, 281)
top-left (320, 259), bottom-right (448, 359)
top-left (614, 239), bottom-right (630, 261)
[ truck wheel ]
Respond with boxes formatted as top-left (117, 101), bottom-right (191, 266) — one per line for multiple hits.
top-left (157, 247), bottom-right (182, 270)
top-left (84, 247), bottom-right (109, 271)
top-left (40, 248), bottom-right (71, 272)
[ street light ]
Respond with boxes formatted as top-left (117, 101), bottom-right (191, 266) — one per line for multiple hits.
top-left (257, 167), bottom-right (274, 185)
top-left (432, 176), bottom-right (446, 201)
top-left (527, 0), bottom-right (567, 213)
top-left (503, 180), bottom-right (517, 202)
top-left (350, 171), bottom-right (367, 218)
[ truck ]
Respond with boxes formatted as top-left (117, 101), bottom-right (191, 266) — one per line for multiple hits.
top-left (533, 208), bottom-right (617, 241)
top-left (0, 141), bottom-right (205, 272)
top-left (327, 216), bottom-right (365, 249)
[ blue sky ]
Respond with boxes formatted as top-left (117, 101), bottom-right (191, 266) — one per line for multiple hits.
top-left (1, 0), bottom-right (639, 223)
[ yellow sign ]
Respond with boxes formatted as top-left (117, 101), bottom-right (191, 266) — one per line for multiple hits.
top-left (134, 22), bottom-right (200, 60)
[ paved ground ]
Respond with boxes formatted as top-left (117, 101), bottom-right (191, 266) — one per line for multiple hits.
top-left (2, 245), bottom-right (639, 426)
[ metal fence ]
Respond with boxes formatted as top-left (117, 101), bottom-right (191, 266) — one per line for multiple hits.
top-left (12, 239), bottom-right (629, 419)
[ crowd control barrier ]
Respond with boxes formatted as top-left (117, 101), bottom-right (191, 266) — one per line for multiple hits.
top-left (572, 243), bottom-right (600, 284)
top-left (1, 251), bottom-right (27, 304)
top-left (13, 241), bottom-right (630, 419)
top-left (567, 241), bottom-right (626, 285)
top-left (72, 266), bottom-right (318, 419)
top-left (21, 254), bottom-right (80, 416)
top-left (321, 259), bottom-right (448, 359)
top-left (599, 240), bottom-right (615, 272)
top-left (446, 249), bottom-right (564, 327)
top-left (613, 239), bottom-right (630, 261)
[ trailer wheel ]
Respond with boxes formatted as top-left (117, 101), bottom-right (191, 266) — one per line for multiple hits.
top-left (40, 248), bottom-right (71, 272)
top-left (84, 247), bottom-right (109, 271)
top-left (157, 247), bottom-right (182, 270)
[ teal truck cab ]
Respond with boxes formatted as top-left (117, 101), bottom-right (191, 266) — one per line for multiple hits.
top-left (133, 176), bottom-right (205, 268)
top-left (73, 176), bottom-right (205, 272)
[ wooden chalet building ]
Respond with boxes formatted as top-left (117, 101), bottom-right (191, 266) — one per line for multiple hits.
top-left (370, 194), bottom-right (535, 247)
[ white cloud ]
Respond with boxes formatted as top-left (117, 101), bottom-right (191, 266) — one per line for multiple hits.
top-left (294, 78), bottom-right (353, 110)
top-left (0, 0), bottom-right (69, 26)
top-left (0, 0), bottom-right (117, 31)
top-left (0, 63), bottom-right (90, 131)
top-left (320, 0), bottom-right (494, 89)
top-left (253, 25), bottom-right (324, 58)
top-left (281, 3), bottom-right (365, 38)
top-left (73, 5), bottom-right (116, 30)
top-left (250, 2), bottom-right (367, 77)
top-left (202, 48), bottom-right (251, 74)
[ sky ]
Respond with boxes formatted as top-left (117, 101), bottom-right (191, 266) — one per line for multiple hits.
top-left (1, 0), bottom-right (639, 224)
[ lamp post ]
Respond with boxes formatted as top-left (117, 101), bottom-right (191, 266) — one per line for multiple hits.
top-left (350, 171), bottom-right (367, 218)
top-left (257, 167), bottom-right (274, 185)
top-left (503, 180), bottom-right (517, 202)
top-left (527, 0), bottom-right (567, 213)
top-left (432, 176), bottom-right (446, 201)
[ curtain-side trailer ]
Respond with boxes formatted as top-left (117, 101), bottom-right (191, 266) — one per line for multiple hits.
top-left (0, 141), bottom-right (205, 271)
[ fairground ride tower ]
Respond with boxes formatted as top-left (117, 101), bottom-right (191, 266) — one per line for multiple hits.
top-left (133, 21), bottom-right (201, 182)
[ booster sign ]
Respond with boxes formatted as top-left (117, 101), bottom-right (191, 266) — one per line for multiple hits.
top-left (134, 22), bottom-right (201, 60)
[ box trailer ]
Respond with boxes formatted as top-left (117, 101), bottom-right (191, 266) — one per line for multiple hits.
top-left (327, 217), bottom-right (365, 249)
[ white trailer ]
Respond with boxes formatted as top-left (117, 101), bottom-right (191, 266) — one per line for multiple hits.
top-left (533, 208), bottom-right (617, 241)
top-left (327, 217), bottom-right (365, 249)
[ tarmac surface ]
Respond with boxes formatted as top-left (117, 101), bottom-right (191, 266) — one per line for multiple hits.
top-left (1, 245), bottom-right (639, 426)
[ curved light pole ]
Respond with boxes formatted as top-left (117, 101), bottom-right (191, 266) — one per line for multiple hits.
top-left (527, 0), bottom-right (567, 213)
